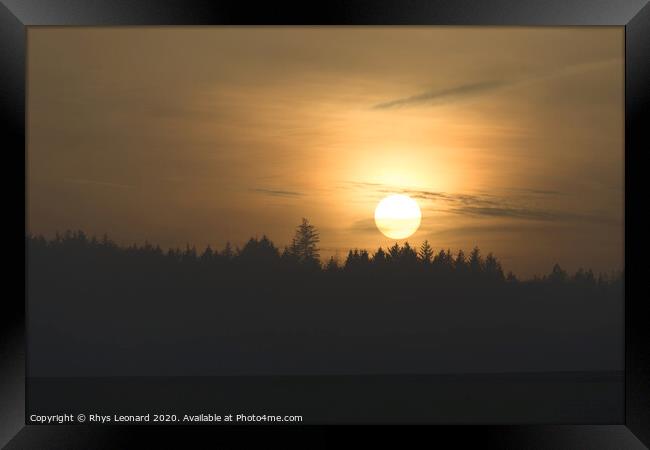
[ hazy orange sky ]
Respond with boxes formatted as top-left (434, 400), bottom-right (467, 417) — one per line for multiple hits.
top-left (27, 27), bottom-right (624, 277)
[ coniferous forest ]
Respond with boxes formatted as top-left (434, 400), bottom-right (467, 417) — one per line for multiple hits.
top-left (27, 219), bottom-right (623, 377)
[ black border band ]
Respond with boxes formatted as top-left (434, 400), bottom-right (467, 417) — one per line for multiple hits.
top-left (3, 0), bottom-right (649, 447)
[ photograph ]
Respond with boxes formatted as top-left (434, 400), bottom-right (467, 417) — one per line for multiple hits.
top-left (25, 26), bottom-right (626, 424)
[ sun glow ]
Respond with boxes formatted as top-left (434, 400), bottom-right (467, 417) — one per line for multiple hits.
top-left (374, 194), bottom-right (422, 240)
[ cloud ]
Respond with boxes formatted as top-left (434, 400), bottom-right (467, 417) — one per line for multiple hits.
top-left (448, 205), bottom-right (565, 221)
top-left (344, 181), bottom-right (610, 224)
top-left (504, 188), bottom-right (562, 196)
top-left (349, 218), bottom-right (379, 233)
top-left (371, 57), bottom-right (621, 110)
top-left (372, 81), bottom-right (507, 110)
top-left (251, 188), bottom-right (303, 198)
top-left (401, 188), bottom-right (591, 222)
top-left (414, 190), bottom-right (565, 221)
top-left (429, 222), bottom-right (552, 237)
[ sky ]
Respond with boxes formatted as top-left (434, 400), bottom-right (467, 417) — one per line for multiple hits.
top-left (27, 27), bottom-right (624, 278)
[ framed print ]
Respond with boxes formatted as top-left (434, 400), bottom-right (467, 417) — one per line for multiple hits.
top-left (2, 0), bottom-right (649, 448)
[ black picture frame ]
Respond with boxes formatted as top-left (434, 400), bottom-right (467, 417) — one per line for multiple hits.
top-left (2, 0), bottom-right (648, 447)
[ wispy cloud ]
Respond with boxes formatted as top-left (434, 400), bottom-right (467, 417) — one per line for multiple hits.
top-left (349, 218), bottom-right (380, 233)
top-left (448, 205), bottom-right (565, 221)
top-left (406, 189), bottom-right (568, 222)
top-left (504, 188), bottom-right (562, 196)
top-left (372, 81), bottom-right (507, 110)
top-left (372, 57), bottom-right (621, 110)
top-left (251, 188), bottom-right (303, 198)
top-left (343, 181), bottom-right (609, 224)
top-left (429, 222), bottom-right (552, 237)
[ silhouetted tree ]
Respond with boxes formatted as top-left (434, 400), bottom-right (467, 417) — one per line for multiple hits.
top-left (344, 249), bottom-right (357, 270)
top-left (101, 233), bottom-right (114, 248)
top-left (359, 249), bottom-right (370, 265)
top-left (469, 246), bottom-right (483, 275)
top-left (167, 248), bottom-right (181, 261)
top-left (433, 249), bottom-right (453, 272)
top-left (345, 249), bottom-right (370, 271)
top-left (573, 267), bottom-right (595, 285)
top-left (238, 236), bottom-right (280, 264)
top-left (372, 247), bottom-right (387, 267)
top-left (484, 252), bottom-right (505, 281)
top-left (548, 263), bottom-right (568, 283)
top-left (201, 245), bottom-right (215, 262)
top-left (221, 242), bottom-right (234, 261)
top-left (418, 240), bottom-right (434, 264)
top-left (325, 256), bottom-right (340, 273)
top-left (280, 246), bottom-right (299, 267)
top-left (289, 218), bottom-right (320, 266)
top-left (387, 243), bottom-right (401, 262)
top-left (400, 242), bottom-right (418, 266)
top-left (182, 244), bottom-right (197, 263)
top-left (455, 249), bottom-right (468, 275)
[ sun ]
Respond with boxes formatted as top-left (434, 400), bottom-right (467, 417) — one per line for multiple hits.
top-left (374, 194), bottom-right (422, 240)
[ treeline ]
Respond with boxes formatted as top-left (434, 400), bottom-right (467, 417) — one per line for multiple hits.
top-left (27, 224), bottom-right (620, 286)
top-left (26, 220), bottom-right (623, 376)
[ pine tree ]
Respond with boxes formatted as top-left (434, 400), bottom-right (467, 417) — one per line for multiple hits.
top-left (469, 246), bottom-right (483, 275)
top-left (182, 244), bottom-right (197, 262)
top-left (325, 256), bottom-right (340, 273)
top-left (372, 247), bottom-right (387, 266)
top-left (359, 249), bottom-right (370, 265)
top-left (418, 240), bottom-right (434, 264)
top-left (484, 253), bottom-right (504, 281)
top-left (289, 218), bottom-right (320, 264)
top-left (344, 249), bottom-right (358, 270)
top-left (221, 242), bottom-right (234, 260)
top-left (200, 245), bottom-right (215, 261)
top-left (388, 243), bottom-right (401, 262)
top-left (455, 249), bottom-right (467, 272)
top-left (238, 235), bottom-right (279, 263)
top-left (401, 242), bottom-right (418, 265)
top-left (548, 263), bottom-right (567, 283)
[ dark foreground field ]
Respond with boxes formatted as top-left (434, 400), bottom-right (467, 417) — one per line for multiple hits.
top-left (26, 232), bottom-right (624, 422)
top-left (28, 372), bottom-right (623, 424)
top-left (27, 232), bottom-right (623, 377)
